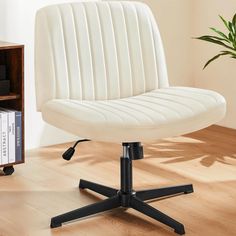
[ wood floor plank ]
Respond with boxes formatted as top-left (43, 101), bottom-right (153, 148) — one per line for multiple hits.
top-left (0, 125), bottom-right (235, 236)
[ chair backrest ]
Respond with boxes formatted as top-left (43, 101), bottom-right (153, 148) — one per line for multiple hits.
top-left (35, 1), bottom-right (169, 110)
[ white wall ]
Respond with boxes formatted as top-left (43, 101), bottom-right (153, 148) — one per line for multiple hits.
top-left (193, 0), bottom-right (236, 129)
top-left (142, 0), bottom-right (194, 87)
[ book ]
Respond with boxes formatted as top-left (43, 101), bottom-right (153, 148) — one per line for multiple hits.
top-left (0, 108), bottom-right (16, 163)
top-left (0, 108), bottom-right (22, 164)
top-left (0, 111), bottom-right (8, 165)
top-left (8, 111), bottom-right (16, 163)
top-left (15, 111), bottom-right (22, 162)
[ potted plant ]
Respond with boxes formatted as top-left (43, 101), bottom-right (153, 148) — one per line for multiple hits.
top-left (196, 13), bottom-right (236, 69)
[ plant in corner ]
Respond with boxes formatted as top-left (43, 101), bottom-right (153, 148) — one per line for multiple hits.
top-left (196, 13), bottom-right (236, 69)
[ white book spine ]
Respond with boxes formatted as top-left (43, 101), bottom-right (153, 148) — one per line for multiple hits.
top-left (8, 112), bottom-right (15, 163)
top-left (1, 112), bottom-right (8, 165)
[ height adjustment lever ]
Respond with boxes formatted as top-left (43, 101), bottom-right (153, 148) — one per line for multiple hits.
top-left (62, 139), bottom-right (90, 161)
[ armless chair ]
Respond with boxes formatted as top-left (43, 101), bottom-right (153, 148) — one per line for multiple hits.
top-left (35, 1), bottom-right (226, 234)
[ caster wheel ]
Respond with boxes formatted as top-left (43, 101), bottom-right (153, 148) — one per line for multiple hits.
top-left (3, 166), bottom-right (14, 176)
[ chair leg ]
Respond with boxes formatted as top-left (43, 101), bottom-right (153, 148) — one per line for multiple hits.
top-left (130, 196), bottom-right (185, 235)
top-left (50, 195), bottom-right (121, 228)
top-left (79, 179), bottom-right (118, 197)
top-left (52, 144), bottom-right (193, 234)
top-left (136, 184), bottom-right (193, 201)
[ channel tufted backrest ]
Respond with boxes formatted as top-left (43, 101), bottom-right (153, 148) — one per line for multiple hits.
top-left (35, 1), bottom-right (169, 110)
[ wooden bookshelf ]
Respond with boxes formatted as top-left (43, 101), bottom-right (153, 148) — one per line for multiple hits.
top-left (0, 41), bottom-right (24, 175)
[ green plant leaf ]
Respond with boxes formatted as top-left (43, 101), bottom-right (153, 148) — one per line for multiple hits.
top-left (232, 13), bottom-right (236, 27)
top-left (221, 50), bottom-right (236, 57)
top-left (196, 36), bottom-right (235, 50)
top-left (196, 14), bottom-right (236, 69)
top-left (232, 14), bottom-right (236, 38)
top-left (210, 27), bottom-right (229, 40)
top-left (229, 22), bottom-right (235, 34)
top-left (194, 35), bottom-right (229, 42)
top-left (219, 15), bottom-right (230, 30)
top-left (203, 52), bottom-right (229, 69)
top-left (228, 32), bottom-right (234, 42)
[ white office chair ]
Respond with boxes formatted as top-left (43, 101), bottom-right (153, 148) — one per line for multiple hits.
top-left (35, 1), bottom-right (226, 235)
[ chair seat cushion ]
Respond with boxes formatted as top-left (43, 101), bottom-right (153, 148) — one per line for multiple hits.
top-left (41, 87), bottom-right (226, 143)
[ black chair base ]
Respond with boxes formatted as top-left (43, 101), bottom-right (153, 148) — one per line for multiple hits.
top-left (51, 143), bottom-right (194, 235)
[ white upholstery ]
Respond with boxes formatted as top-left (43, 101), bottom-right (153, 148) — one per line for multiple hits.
top-left (35, 1), bottom-right (226, 143)
top-left (35, 1), bottom-right (168, 110)
top-left (42, 87), bottom-right (225, 142)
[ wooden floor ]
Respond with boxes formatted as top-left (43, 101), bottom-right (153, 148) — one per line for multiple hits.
top-left (0, 125), bottom-right (236, 236)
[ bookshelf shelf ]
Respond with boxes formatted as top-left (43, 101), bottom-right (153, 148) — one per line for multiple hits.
top-left (0, 93), bottom-right (20, 101)
top-left (0, 41), bottom-right (24, 175)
